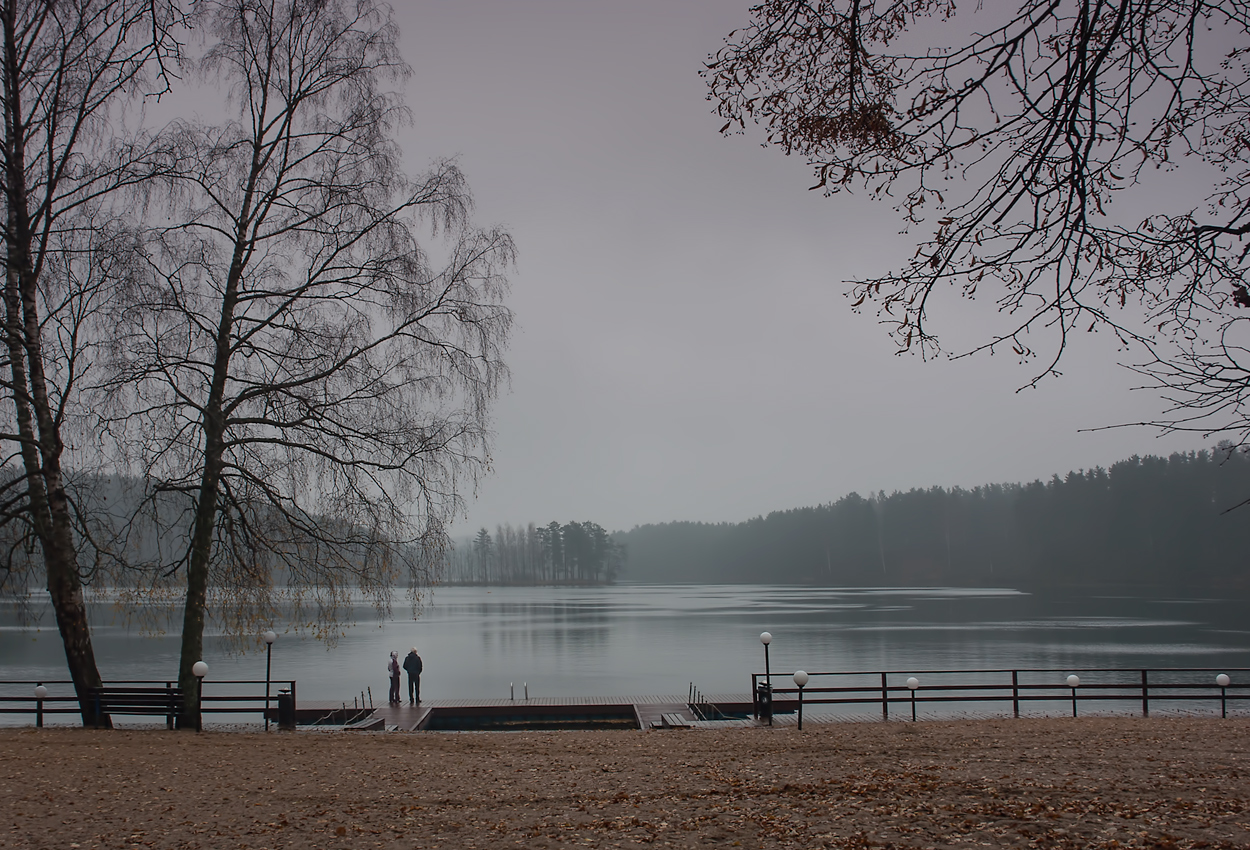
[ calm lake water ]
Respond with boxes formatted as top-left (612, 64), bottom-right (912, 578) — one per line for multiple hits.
top-left (3, 584), bottom-right (1248, 723)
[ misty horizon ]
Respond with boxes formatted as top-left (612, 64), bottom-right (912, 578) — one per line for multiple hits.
top-left (395, 2), bottom-right (1206, 538)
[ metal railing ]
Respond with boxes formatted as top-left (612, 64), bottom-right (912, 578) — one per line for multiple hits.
top-left (0, 678), bottom-right (297, 726)
top-left (688, 682), bottom-right (725, 721)
top-left (751, 667), bottom-right (1249, 720)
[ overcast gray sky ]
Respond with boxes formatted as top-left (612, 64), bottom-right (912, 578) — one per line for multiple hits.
top-left (392, 1), bottom-right (1199, 536)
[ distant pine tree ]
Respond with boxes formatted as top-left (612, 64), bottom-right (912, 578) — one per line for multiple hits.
top-left (443, 521), bottom-right (623, 586)
top-left (614, 448), bottom-right (1250, 590)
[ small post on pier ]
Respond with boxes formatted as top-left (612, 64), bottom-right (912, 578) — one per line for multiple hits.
top-left (881, 672), bottom-right (889, 721)
top-left (1067, 675), bottom-right (1080, 718)
top-left (1012, 670), bottom-right (1020, 718)
top-left (907, 677), bottom-right (919, 722)
top-left (1141, 669), bottom-right (1149, 717)
top-left (1217, 674), bottom-right (1231, 718)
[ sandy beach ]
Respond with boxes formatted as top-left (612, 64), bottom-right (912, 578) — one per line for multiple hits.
top-left (2, 716), bottom-right (1247, 849)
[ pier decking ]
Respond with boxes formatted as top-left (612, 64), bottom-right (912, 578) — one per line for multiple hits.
top-left (377, 694), bottom-right (729, 731)
top-left (279, 693), bottom-right (767, 731)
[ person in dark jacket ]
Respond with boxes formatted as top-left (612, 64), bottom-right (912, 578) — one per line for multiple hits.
top-left (387, 650), bottom-right (401, 705)
top-left (403, 648), bottom-right (423, 704)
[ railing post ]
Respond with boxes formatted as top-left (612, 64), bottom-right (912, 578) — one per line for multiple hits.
top-left (881, 672), bottom-right (889, 721)
top-left (1141, 669), bottom-right (1149, 717)
top-left (1012, 670), bottom-right (1019, 718)
top-left (35, 682), bottom-right (43, 729)
top-left (166, 681), bottom-right (174, 730)
top-left (751, 674), bottom-right (758, 719)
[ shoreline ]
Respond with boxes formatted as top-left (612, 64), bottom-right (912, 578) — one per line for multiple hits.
top-left (4, 715), bottom-right (1247, 848)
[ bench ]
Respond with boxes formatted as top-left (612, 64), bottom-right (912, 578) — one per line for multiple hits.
top-left (87, 685), bottom-right (185, 728)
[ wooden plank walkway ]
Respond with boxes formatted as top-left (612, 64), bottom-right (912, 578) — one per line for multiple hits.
top-left (291, 693), bottom-right (952, 731)
top-left (355, 694), bottom-right (753, 731)
top-left (296, 693), bottom-right (753, 711)
top-left (395, 694), bottom-right (702, 707)
top-left (370, 703), bottom-right (431, 731)
top-left (636, 703), bottom-right (692, 729)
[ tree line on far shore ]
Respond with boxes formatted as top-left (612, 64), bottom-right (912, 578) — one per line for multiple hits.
top-left (442, 522), bottom-right (625, 586)
top-left (614, 448), bottom-right (1250, 590)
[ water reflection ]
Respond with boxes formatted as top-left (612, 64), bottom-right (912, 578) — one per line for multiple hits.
top-left (1, 584), bottom-right (1248, 716)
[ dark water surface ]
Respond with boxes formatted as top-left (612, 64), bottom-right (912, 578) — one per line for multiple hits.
top-left (2, 585), bottom-right (1248, 721)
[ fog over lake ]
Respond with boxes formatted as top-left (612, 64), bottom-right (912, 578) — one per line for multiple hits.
top-left (4, 585), bottom-right (1248, 723)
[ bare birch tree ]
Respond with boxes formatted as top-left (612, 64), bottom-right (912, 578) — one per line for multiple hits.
top-left (103, 0), bottom-right (513, 726)
top-left (0, 0), bottom-right (180, 726)
top-left (705, 1), bottom-right (1250, 438)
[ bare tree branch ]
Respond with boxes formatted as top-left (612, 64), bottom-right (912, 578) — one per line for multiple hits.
top-left (706, 1), bottom-right (1250, 423)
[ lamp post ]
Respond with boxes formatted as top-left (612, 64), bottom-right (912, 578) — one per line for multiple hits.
top-left (34, 684), bottom-right (47, 729)
top-left (192, 661), bottom-right (208, 733)
top-left (1066, 674), bottom-right (1080, 718)
top-left (759, 632), bottom-right (773, 726)
top-left (263, 631), bottom-right (277, 731)
top-left (1217, 673), bottom-right (1231, 718)
top-left (793, 670), bottom-right (808, 731)
top-left (906, 677), bottom-right (920, 722)
top-left (760, 632), bottom-right (772, 686)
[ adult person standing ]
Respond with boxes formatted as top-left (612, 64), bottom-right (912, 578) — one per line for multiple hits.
top-left (403, 648), bottom-right (423, 704)
top-left (387, 651), bottom-right (401, 705)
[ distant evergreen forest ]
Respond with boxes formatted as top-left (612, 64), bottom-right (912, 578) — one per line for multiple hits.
top-left (613, 449), bottom-right (1250, 589)
top-left (443, 522), bottom-right (624, 585)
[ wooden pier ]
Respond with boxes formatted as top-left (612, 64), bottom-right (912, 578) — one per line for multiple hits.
top-left (273, 693), bottom-right (771, 731)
